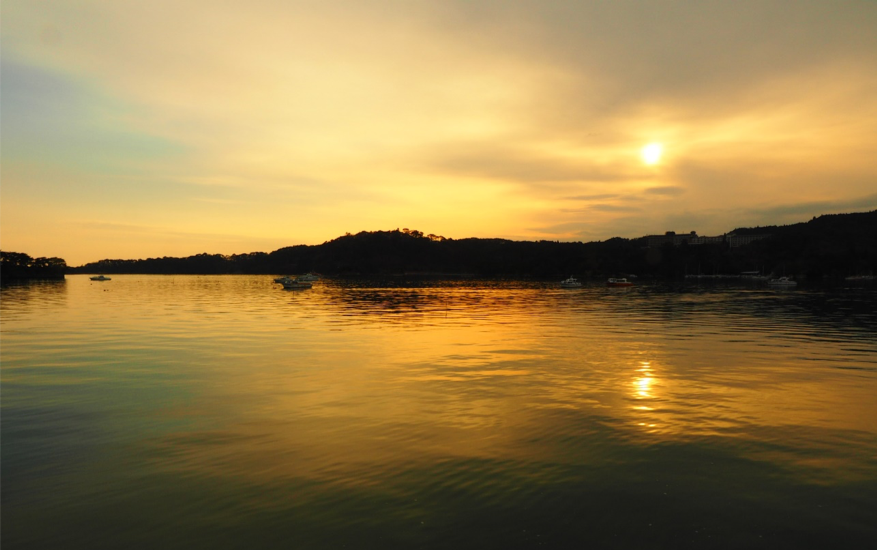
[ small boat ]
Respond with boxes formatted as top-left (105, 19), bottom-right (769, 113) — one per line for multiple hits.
top-left (296, 272), bottom-right (321, 282)
top-left (768, 276), bottom-right (797, 287)
top-left (607, 278), bottom-right (633, 287)
top-left (274, 276), bottom-right (295, 284)
top-left (281, 279), bottom-right (313, 290)
top-left (560, 276), bottom-right (582, 288)
top-left (90, 275), bottom-right (112, 281)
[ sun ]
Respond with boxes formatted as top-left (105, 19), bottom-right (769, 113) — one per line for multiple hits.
top-left (641, 143), bottom-right (663, 165)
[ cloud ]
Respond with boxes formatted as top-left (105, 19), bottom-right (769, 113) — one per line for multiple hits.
top-left (565, 194), bottom-right (621, 201)
top-left (738, 193), bottom-right (877, 227)
top-left (425, 142), bottom-right (634, 188)
top-left (644, 186), bottom-right (685, 196)
top-left (588, 204), bottom-right (643, 213)
top-left (462, 1), bottom-right (877, 116)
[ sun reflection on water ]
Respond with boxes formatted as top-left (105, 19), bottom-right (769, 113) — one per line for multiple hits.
top-left (2, 275), bottom-right (876, 549)
top-left (632, 361), bottom-right (660, 429)
top-left (633, 361), bottom-right (654, 400)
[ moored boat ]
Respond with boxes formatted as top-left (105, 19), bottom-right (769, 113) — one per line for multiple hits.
top-left (607, 278), bottom-right (633, 287)
top-left (281, 279), bottom-right (313, 290)
top-left (560, 276), bottom-right (582, 288)
top-left (767, 276), bottom-right (797, 287)
top-left (296, 272), bottom-right (321, 282)
top-left (90, 275), bottom-right (112, 281)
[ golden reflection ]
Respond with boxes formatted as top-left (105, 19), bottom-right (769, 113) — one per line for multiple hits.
top-left (632, 361), bottom-right (654, 400)
top-left (95, 279), bottom-right (877, 487)
top-left (631, 360), bottom-right (663, 432)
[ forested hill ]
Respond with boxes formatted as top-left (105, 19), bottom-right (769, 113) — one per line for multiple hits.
top-left (1, 252), bottom-right (67, 281)
top-left (68, 210), bottom-right (877, 279)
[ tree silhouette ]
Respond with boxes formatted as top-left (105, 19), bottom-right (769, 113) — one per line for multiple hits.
top-left (62, 211), bottom-right (876, 280)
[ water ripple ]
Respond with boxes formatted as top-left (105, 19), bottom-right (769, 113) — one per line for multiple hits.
top-left (2, 276), bottom-right (876, 548)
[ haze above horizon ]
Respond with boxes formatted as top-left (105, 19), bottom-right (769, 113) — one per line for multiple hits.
top-left (3, 0), bottom-right (877, 266)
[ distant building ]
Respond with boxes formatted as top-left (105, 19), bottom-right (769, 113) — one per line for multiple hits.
top-left (646, 230), bottom-right (769, 248)
top-left (688, 234), bottom-right (725, 246)
top-left (646, 231), bottom-right (724, 248)
top-left (726, 233), bottom-right (771, 247)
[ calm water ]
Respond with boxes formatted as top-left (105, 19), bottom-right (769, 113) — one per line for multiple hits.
top-left (2, 275), bottom-right (876, 549)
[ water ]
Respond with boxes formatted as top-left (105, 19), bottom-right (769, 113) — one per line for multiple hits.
top-left (2, 275), bottom-right (876, 549)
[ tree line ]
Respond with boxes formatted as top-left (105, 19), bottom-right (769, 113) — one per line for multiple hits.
top-left (1, 252), bottom-right (68, 281)
top-left (62, 211), bottom-right (876, 280)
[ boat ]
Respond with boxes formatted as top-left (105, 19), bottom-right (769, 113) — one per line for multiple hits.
top-left (280, 279), bottom-right (313, 290)
top-left (275, 273), bottom-right (319, 284)
top-left (768, 276), bottom-right (797, 287)
top-left (607, 278), bottom-right (633, 287)
top-left (560, 276), bottom-right (582, 288)
top-left (90, 275), bottom-right (112, 281)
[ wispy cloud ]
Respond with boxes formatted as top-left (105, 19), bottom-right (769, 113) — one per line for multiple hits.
top-left (644, 186), bottom-right (685, 197)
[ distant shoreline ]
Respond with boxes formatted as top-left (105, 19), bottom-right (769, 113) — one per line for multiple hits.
top-left (6, 210), bottom-right (875, 282)
top-left (66, 210), bottom-right (877, 281)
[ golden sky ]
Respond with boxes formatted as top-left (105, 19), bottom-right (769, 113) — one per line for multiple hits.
top-left (3, 0), bottom-right (876, 265)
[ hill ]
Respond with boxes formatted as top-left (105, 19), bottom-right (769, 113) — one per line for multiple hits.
top-left (67, 211), bottom-right (877, 280)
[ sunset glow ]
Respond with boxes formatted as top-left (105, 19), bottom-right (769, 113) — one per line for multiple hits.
top-left (2, 1), bottom-right (877, 265)
top-left (641, 143), bottom-right (664, 165)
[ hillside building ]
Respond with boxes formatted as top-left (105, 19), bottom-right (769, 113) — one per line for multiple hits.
top-left (646, 230), bottom-right (769, 248)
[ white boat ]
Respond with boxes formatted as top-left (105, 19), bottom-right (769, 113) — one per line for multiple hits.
top-left (768, 276), bottom-right (797, 287)
top-left (296, 272), bottom-right (320, 282)
top-left (607, 278), bottom-right (633, 287)
top-left (560, 276), bottom-right (582, 288)
top-left (281, 279), bottom-right (313, 290)
top-left (90, 275), bottom-right (111, 281)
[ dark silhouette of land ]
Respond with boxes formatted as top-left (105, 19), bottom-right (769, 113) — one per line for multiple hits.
top-left (0, 252), bottom-right (67, 282)
top-left (45, 210), bottom-right (877, 280)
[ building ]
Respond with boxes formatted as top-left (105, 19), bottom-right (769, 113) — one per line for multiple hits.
top-left (726, 233), bottom-right (771, 248)
top-left (646, 230), bottom-right (769, 248)
top-left (646, 231), bottom-right (724, 248)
